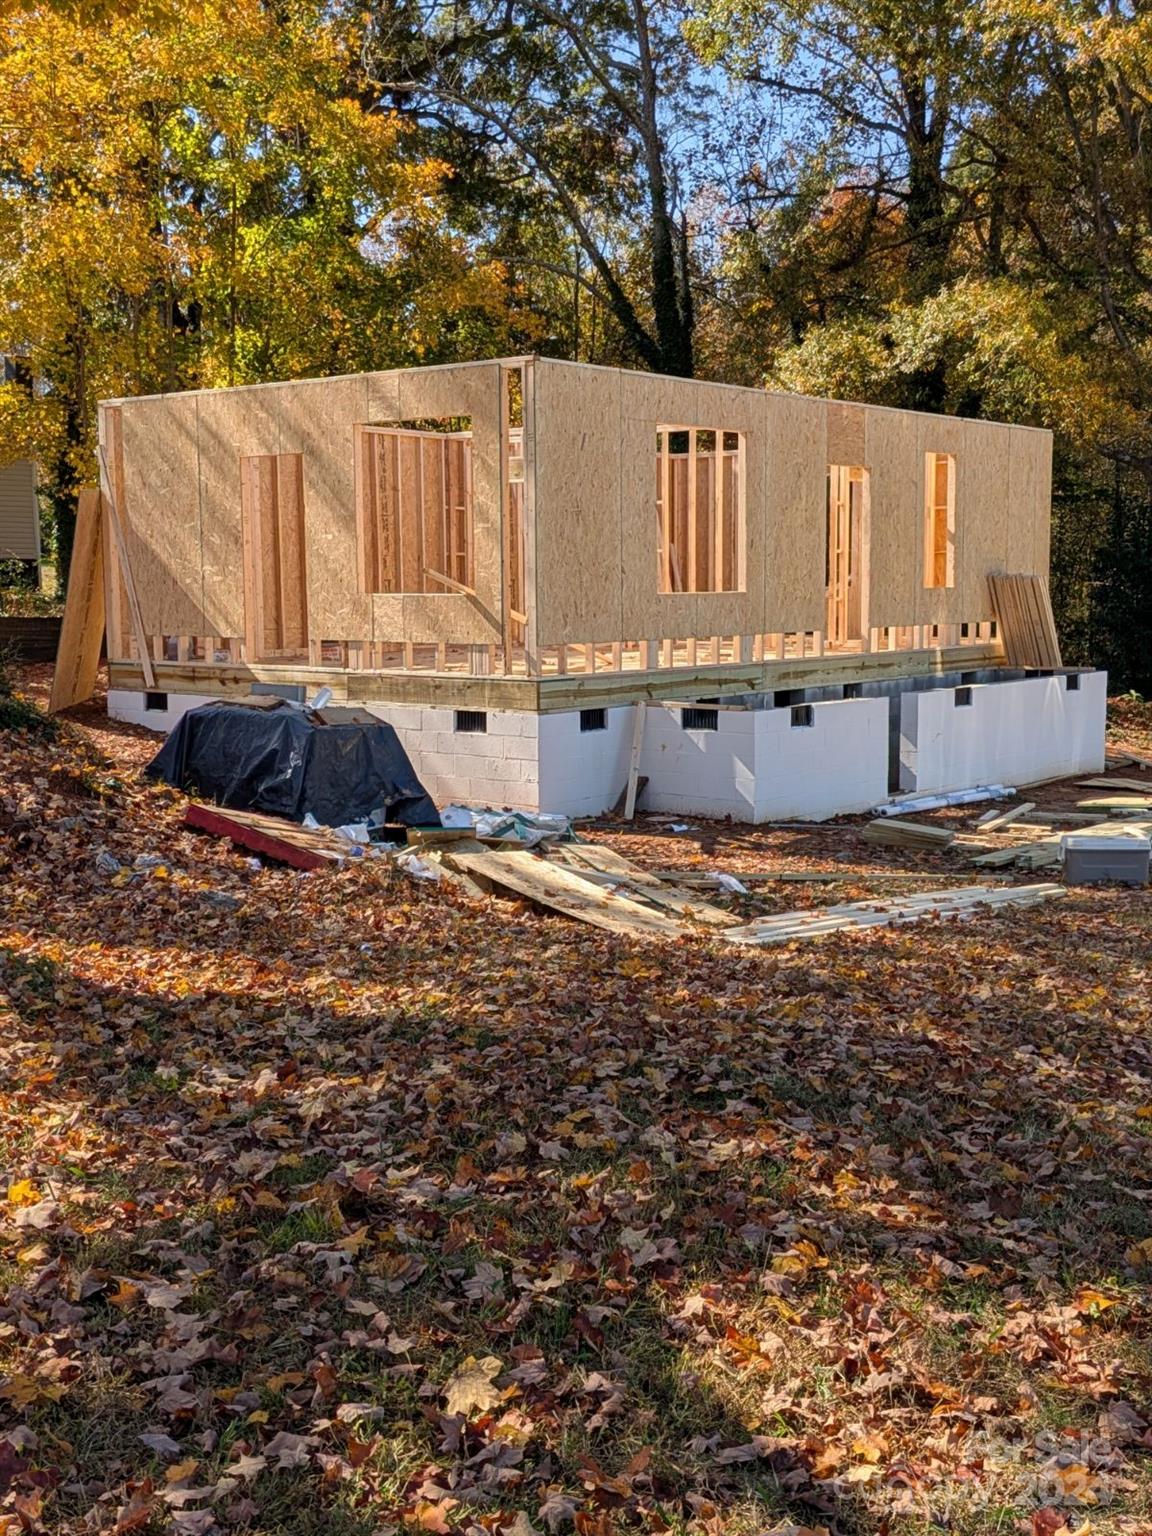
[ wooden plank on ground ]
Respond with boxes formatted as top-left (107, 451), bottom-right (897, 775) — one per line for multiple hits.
top-left (184, 803), bottom-right (355, 870)
top-left (723, 883), bottom-right (1066, 947)
top-left (977, 800), bottom-right (1036, 832)
top-left (445, 848), bottom-right (691, 940)
top-left (649, 868), bottom-right (1009, 885)
top-left (546, 843), bottom-right (735, 926)
top-left (861, 818), bottom-right (955, 849)
top-left (1078, 777), bottom-right (1152, 792)
top-left (48, 487), bottom-right (105, 713)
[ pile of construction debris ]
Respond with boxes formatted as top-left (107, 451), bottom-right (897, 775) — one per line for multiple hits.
top-left (184, 800), bottom-right (1068, 946)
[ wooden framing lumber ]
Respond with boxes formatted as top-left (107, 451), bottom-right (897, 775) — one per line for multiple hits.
top-left (108, 636), bottom-right (1005, 715)
top-left (546, 843), bottom-right (734, 926)
top-left (861, 819), bottom-right (955, 849)
top-left (184, 803), bottom-right (356, 870)
top-left (444, 848), bottom-right (692, 940)
top-left (97, 444), bottom-right (155, 688)
top-left (48, 487), bottom-right (105, 713)
top-left (623, 703), bottom-right (647, 820)
top-left (976, 801), bottom-right (1036, 832)
top-left (988, 573), bottom-right (1062, 669)
top-left (723, 883), bottom-right (1066, 946)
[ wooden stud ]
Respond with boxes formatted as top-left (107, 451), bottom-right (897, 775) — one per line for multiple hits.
top-left (623, 703), bottom-right (647, 820)
top-left (686, 429), bottom-right (698, 592)
top-left (97, 445), bottom-right (156, 688)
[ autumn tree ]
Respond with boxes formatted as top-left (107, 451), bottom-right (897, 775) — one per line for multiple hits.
top-left (363, 0), bottom-right (707, 376)
top-left (0, 0), bottom-right (510, 581)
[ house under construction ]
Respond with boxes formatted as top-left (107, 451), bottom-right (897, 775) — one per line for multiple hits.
top-left (94, 355), bottom-right (1104, 819)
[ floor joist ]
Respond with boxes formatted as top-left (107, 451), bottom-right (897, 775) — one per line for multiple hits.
top-left (109, 642), bottom-right (1004, 714)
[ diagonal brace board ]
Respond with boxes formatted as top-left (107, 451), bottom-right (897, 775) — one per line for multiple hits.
top-left (48, 487), bottom-right (105, 713)
top-left (98, 443), bottom-right (156, 688)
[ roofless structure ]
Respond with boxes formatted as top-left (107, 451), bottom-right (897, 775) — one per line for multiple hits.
top-left (95, 356), bottom-right (1104, 819)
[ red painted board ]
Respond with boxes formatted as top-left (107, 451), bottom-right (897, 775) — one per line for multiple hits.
top-left (183, 803), bottom-right (337, 871)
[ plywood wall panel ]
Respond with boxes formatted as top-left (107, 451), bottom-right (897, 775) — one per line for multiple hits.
top-left (864, 406), bottom-right (921, 630)
top-left (398, 364), bottom-right (503, 630)
top-left (274, 376), bottom-right (372, 641)
top-left (763, 393), bottom-right (826, 633)
top-left (365, 371), bottom-right (402, 422)
top-left (197, 387), bottom-right (280, 638)
top-left (1006, 428), bottom-right (1052, 579)
top-left (912, 415), bottom-right (1012, 625)
top-left (534, 361), bottom-right (624, 646)
top-left (827, 402), bottom-right (866, 466)
top-left (619, 372), bottom-right (700, 641)
top-left (690, 380), bottom-right (769, 637)
top-left (119, 394), bottom-right (206, 635)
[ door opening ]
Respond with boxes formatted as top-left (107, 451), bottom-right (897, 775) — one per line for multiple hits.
top-left (826, 465), bottom-right (868, 649)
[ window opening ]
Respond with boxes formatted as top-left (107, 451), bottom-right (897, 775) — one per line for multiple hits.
top-left (357, 419), bottom-right (473, 596)
top-left (656, 427), bottom-right (745, 593)
top-left (826, 465), bottom-right (868, 646)
top-left (240, 452), bottom-right (309, 659)
top-left (681, 706), bottom-right (719, 731)
top-left (924, 452), bottom-right (956, 589)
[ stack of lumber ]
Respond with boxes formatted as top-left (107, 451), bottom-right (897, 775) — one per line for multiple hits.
top-left (722, 883), bottom-right (1066, 946)
top-left (969, 817), bottom-right (1152, 870)
top-left (861, 818), bottom-right (956, 851)
top-left (185, 804), bottom-right (1071, 947)
top-left (988, 573), bottom-right (1063, 669)
top-left (436, 841), bottom-right (735, 939)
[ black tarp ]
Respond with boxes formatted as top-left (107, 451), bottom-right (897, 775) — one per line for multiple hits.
top-left (145, 701), bottom-right (440, 827)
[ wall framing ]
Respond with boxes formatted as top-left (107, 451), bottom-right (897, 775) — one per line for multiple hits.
top-left (97, 354), bottom-right (1053, 711)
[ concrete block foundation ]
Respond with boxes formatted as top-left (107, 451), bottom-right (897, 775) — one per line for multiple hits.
top-left (107, 668), bottom-right (1108, 823)
top-left (898, 671), bottom-right (1107, 794)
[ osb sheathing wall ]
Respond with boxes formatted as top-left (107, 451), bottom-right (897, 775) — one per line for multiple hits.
top-left (529, 359), bottom-right (1052, 648)
top-left (101, 354), bottom-right (1052, 658)
top-left (99, 361), bottom-right (506, 654)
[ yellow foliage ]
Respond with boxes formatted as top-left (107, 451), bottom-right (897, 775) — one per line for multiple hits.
top-left (0, 0), bottom-right (511, 510)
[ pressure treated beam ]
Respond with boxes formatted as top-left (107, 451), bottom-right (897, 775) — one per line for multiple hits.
top-left (110, 641), bottom-right (1004, 716)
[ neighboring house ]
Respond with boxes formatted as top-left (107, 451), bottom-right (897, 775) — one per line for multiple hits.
top-left (95, 356), bottom-right (1105, 817)
top-left (0, 457), bottom-right (40, 569)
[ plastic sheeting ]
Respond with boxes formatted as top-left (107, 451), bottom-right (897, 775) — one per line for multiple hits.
top-left (145, 701), bottom-right (440, 828)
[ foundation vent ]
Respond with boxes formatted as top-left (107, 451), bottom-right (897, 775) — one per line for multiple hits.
top-left (954, 687), bottom-right (973, 708)
top-left (580, 708), bottom-right (607, 733)
top-left (791, 704), bottom-right (815, 728)
top-left (144, 692), bottom-right (169, 713)
top-left (454, 710), bottom-right (488, 734)
top-left (681, 707), bottom-right (719, 731)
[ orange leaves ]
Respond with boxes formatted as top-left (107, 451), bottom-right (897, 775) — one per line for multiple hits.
top-left (5, 688), bottom-right (1152, 1535)
top-left (769, 1240), bottom-right (827, 1280)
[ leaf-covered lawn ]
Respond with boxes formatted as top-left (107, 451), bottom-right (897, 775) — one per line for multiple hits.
top-left (2, 674), bottom-right (1152, 1536)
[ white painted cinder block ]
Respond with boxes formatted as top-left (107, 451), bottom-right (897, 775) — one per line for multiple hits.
top-left (899, 672), bottom-right (1107, 795)
top-left (754, 700), bottom-right (890, 819)
top-left (369, 703), bottom-right (543, 813)
top-left (537, 708), bottom-right (634, 816)
top-left (107, 689), bottom-right (215, 735)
